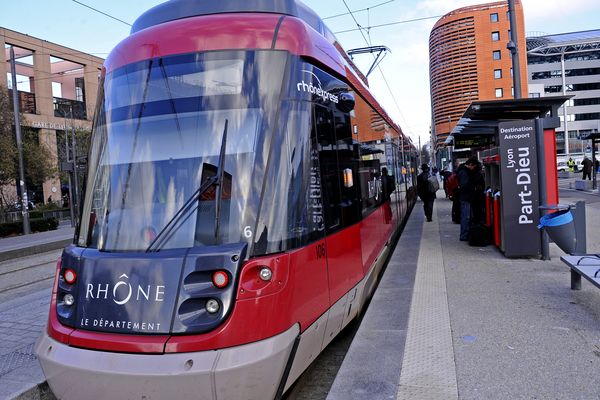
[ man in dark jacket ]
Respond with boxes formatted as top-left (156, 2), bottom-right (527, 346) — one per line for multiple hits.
top-left (457, 158), bottom-right (479, 241)
top-left (417, 164), bottom-right (436, 222)
top-left (581, 157), bottom-right (592, 180)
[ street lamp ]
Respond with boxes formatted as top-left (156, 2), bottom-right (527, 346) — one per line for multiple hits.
top-left (9, 46), bottom-right (31, 235)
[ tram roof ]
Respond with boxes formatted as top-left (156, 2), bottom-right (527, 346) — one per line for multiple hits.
top-left (132, 0), bottom-right (322, 35)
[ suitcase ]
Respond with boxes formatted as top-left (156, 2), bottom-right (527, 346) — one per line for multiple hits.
top-left (468, 223), bottom-right (489, 247)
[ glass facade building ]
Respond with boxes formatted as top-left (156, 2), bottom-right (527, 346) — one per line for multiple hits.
top-left (527, 30), bottom-right (600, 158)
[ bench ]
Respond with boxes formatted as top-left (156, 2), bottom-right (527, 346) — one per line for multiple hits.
top-left (560, 255), bottom-right (600, 290)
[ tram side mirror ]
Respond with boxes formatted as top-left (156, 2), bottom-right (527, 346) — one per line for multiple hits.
top-left (336, 92), bottom-right (355, 113)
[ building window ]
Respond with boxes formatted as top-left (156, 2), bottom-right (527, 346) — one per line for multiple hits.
top-left (492, 31), bottom-right (500, 41)
top-left (52, 82), bottom-right (62, 98)
top-left (511, 87), bottom-right (514, 97)
top-left (495, 88), bottom-right (503, 98)
top-left (493, 50), bottom-right (501, 60)
top-left (490, 13), bottom-right (499, 22)
top-left (494, 69), bottom-right (502, 79)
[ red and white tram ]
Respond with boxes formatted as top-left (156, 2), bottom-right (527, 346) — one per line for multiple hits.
top-left (35, 1), bottom-right (418, 399)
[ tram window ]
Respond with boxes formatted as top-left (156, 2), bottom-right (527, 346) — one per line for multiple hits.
top-left (315, 105), bottom-right (342, 232)
top-left (359, 158), bottom-right (383, 215)
top-left (252, 101), bottom-right (326, 255)
top-left (333, 110), bottom-right (361, 227)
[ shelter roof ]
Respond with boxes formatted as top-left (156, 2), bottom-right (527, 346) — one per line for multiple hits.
top-left (445, 96), bottom-right (571, 146)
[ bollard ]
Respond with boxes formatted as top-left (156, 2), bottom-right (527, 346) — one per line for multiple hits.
top-left (493, 192), bottom-right (501, 247)
top-left (485, 189), bottom-right (492, 227)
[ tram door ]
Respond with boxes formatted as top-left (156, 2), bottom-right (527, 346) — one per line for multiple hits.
top-left (383, 140), bottom-right (402, 228)
top-left (313, 104), bottom-right (364, 343)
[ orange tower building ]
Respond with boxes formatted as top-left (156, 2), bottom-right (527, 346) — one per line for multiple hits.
top-left (429, 1), bottom-right (528, 147)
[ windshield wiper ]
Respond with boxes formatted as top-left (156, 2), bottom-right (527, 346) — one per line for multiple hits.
top-left (213, 119), bottom-right (228, 241)
top-left (146, 119), bottom-right (228, 252)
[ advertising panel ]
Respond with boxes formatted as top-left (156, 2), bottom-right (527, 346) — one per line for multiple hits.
top-left (498, 120), bottom-right (541, 257)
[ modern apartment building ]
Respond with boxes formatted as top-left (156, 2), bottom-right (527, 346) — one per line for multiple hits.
top-left (429, 0), bottom-right (528, 148)
top-left (1, 27), bottom-right (103, 205)
top-left (527, 29), bottom-right (600, 158)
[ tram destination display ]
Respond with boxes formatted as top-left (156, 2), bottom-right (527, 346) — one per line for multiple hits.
top-left (498, 120), bottom-right (541, 257)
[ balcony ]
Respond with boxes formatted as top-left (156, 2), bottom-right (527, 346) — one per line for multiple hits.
top-left (8, 89), bottom-right (36, 114)
top-left (54, 97), bottom-right (87, 120)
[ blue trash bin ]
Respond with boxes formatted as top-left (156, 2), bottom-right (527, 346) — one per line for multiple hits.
top-left (538, 209), bottom-right (576, 254)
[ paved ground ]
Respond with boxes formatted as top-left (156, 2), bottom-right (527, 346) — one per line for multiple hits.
top-left (1, 180), bottom-right (599, 400)
top-left (329, 182), bottom-right (600, 400)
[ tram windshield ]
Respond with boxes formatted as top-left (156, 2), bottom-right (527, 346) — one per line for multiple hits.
top-left (78, 51), bottom-right (287, 251)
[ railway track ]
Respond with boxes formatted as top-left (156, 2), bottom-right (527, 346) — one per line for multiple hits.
top-left (0, 250), bottom-right (61, 304)
top-left (0, 248), bottom-right (361, 400)
top-left (283, 319), bottom-right (359, 400)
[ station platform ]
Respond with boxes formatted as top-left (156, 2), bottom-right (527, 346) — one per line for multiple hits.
top-left (1, 191), bottom-right (599, 400)
top-left (0, 223), bottom-right (74, 262)
top-left (328, 192), bottom-right (600, 400)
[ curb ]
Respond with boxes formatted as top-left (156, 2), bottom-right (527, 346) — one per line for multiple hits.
top-left (12, 382), bottom-right (55, 400)
top-left (0, 239), bottom-right (71, 263)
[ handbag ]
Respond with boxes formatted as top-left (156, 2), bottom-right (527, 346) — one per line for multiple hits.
top-left (427, 175), bottom-right (439, 193)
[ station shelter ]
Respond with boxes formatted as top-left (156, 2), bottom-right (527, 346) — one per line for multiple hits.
top-left (445, 96), bottom-right (570, 259)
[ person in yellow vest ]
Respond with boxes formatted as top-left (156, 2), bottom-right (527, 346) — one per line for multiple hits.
top-left (567, 157), bottom-right (575, 172)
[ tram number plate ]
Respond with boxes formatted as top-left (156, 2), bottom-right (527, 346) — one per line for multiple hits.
top-left (316, 243), bottom-right (326, 259)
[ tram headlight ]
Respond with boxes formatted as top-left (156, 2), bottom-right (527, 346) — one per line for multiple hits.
top-left (63, 294), bottom-right (75, 306)
top-left (259, 267), bottom-right (272, 281)
top-left (206, 299), bottom-right (220, 314)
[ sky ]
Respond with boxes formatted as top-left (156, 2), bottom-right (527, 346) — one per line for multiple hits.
top-left (2, 0), bottom-right (600, 145)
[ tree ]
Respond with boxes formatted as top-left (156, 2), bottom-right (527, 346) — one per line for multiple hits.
top-left (420, 144), bottom-right (431, 165)
top-left (0, 85), bottom-right (57, 209)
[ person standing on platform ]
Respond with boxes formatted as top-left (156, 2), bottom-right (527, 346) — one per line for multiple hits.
top-left (417, 164), bottom-right (436, 222)
top-left (581, 156), bottom-right (592, 180)
top-left (568, 157), bottom-right (575, 173)
top-left (457, 158), bottom-right (479, 241)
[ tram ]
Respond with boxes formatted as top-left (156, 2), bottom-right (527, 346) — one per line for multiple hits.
top-left (35, 1), bottom-right (418, 399)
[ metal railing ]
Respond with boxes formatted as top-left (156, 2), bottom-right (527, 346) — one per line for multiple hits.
top-left (54, 98), bottom-right (87, 120)
top-left (0, 210), bottom-right (71, 224)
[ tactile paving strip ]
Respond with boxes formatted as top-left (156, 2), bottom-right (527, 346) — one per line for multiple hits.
top-left (0, 343), bottom-right (37, 377)
top-left (396, 213), bottom-right (458, 400)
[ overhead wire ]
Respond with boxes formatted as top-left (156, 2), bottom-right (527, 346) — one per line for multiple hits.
top-left (323, 0), bottom-right (396, 20)
top-left (339, 0), bottom-right (415, 138)
top-left (70, 0), bottom-right (132, 27)
top-left (334, 14), bottom-right (443, 35)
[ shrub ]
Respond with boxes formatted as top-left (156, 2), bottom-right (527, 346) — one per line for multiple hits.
top-left (0, 217), bottom-right (59, 237)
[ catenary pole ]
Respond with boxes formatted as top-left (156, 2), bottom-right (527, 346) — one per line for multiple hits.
top-left (9, 46), bottom-right (31, 234)
top-left (507, 0), bottom-right (522, 99)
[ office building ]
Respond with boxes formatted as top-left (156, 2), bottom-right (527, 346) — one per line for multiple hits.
top-left (1, 27), bottom-right (103, 205)
top-left (429, 0), bottom-right (528, 148)
top-left (527, 29), bottom-right (600, 158)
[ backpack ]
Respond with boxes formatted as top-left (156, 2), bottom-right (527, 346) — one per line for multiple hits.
top-left (427, 175), bottom-right (440, 193)
top-left (446, 173), bottom-right (459, 197)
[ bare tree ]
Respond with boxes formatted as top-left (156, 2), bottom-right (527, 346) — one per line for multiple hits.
top-left (0, 85), bottom-right (57, 209)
